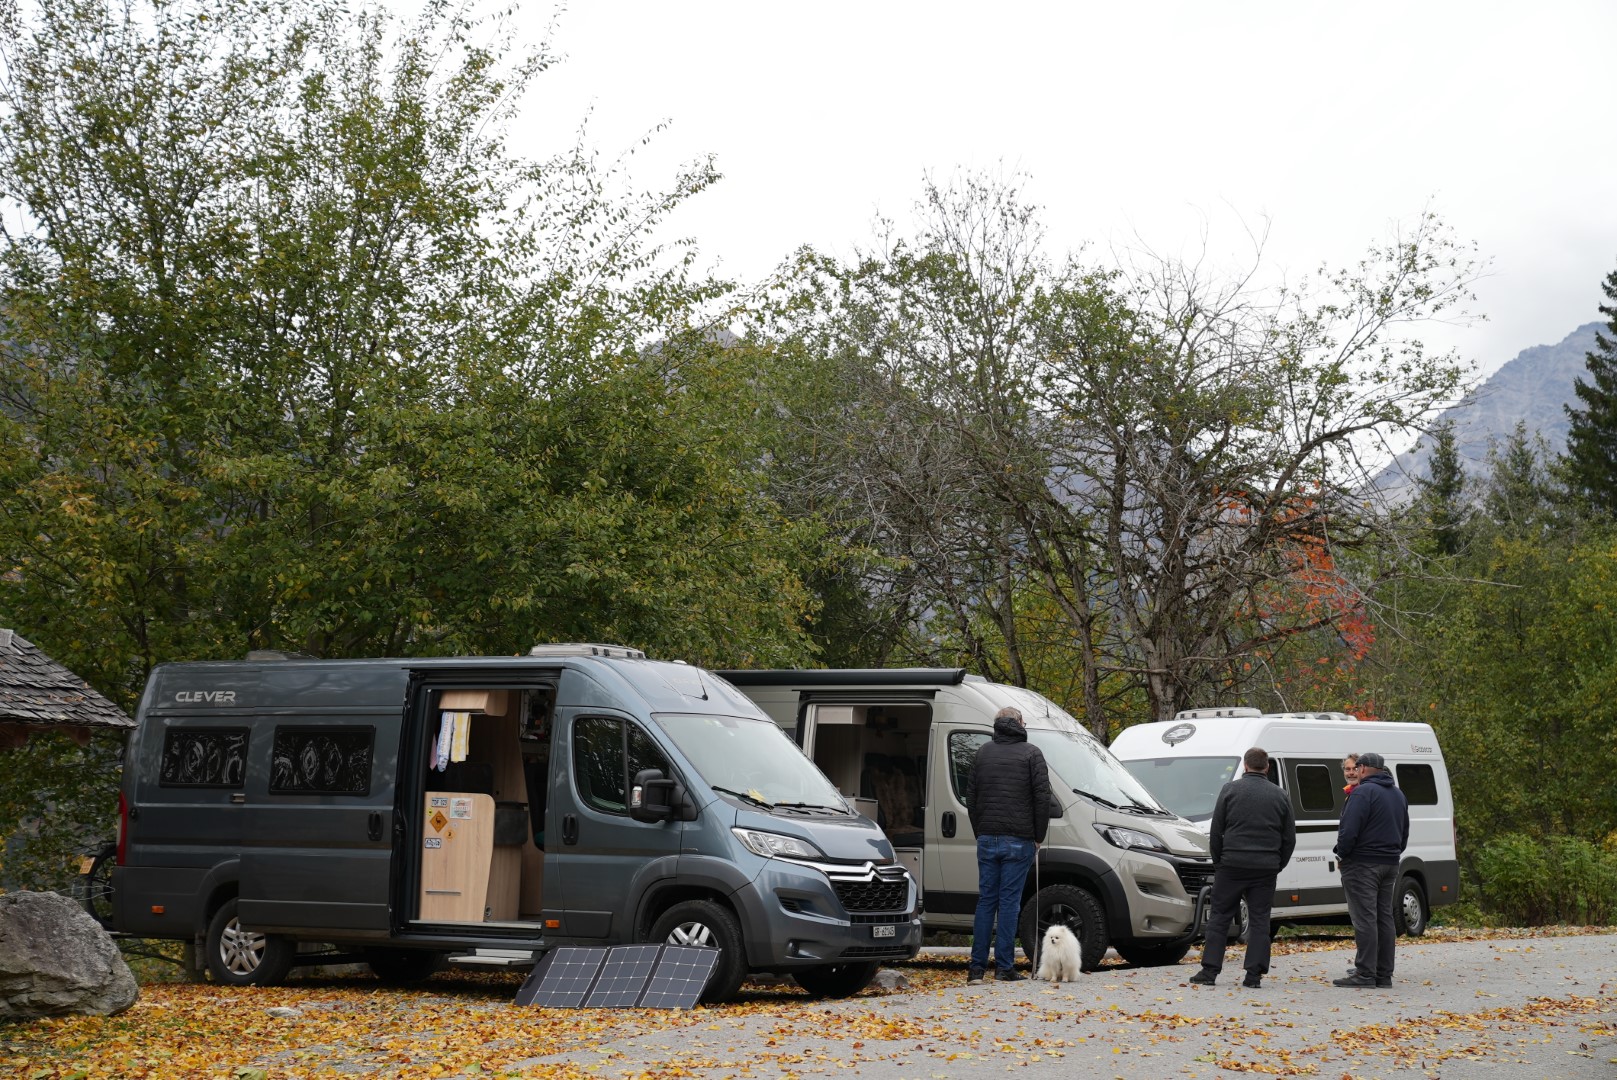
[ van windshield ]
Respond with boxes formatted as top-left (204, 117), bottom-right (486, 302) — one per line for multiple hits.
top-left (976, 683), bottom-right (1171, 814)
top-left (1119, 757), bottom-right (1240, 822)
top-left (654, 713), bottom-right (849, 811)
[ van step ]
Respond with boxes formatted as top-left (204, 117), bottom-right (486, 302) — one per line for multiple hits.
top-left (446, 949), bottom-right (540, 968)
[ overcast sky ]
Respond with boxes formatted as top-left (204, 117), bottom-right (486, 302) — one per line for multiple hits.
top-left (516, 1), bottom-right (1615, 382)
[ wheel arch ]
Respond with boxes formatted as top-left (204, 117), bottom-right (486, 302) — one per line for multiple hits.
top-left (1021, 848), bottom-right (1127, 934)
top-left (195, 860), bottom-right (242, 939)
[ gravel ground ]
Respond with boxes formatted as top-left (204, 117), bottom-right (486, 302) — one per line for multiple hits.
top-left (506, 933), bottom-right (1617, 1079)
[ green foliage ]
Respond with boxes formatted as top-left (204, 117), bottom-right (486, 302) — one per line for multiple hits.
top-left (766, 173), bottom-right (1481, 729)
top-left (0, 0), bottom-right (821, 692)
top-left (0, 0), bottom-right (827, 875)
top-left (1474, 832), bottom-right (1617, 925)
top-left (0, 731), bottom-right (121, 891)
top-left (1563, 261), bottom-right (1617, 514)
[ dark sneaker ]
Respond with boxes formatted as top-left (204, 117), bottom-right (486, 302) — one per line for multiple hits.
top-left (1242, 975), bottom-right (1262, 989)
top-left (1375, 978), bottom-right (1392, 988)
top-left (1188, 970), bottom-right (1217, 986)
top-left (967, 969), bottom-right (985, 985)
top-left (1346, 967), bottom-right (1360, 977)
top-left (1333, 974), bottom-right (1376, 988)
top-left (996, 969), bottom-right (1026, 982)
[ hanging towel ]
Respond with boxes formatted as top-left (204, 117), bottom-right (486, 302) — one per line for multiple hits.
top-left (435, 712), bottom-right (454, 772)
top-left (450, 711), bottom-right (471, 763)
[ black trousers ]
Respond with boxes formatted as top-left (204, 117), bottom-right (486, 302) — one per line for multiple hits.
top-left (1199, 865), bottom-right (1277, 977)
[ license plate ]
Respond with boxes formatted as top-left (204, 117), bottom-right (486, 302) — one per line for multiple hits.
top-left (871, 924), bottom-right (895, 938)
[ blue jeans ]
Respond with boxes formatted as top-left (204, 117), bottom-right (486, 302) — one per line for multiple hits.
top-left (971, 834), bottom-right (1036, 973)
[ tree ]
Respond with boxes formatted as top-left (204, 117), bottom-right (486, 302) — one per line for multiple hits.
top-left (1411, 420), bottom-right (1471, 557)
top-left (0, 0), bottom-right (826, 882)
top-left (766, 174), bottom-right (1482, 729)
top-left (1563, 261), bottom-right (1617, 513)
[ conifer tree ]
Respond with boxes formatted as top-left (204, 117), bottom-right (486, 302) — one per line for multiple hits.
top-left (1563, 262), bottom-right (1617, 513)
top-left (1413, 420), bottom-right (1470, 556)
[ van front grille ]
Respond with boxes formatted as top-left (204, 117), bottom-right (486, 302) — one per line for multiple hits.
top-left (1175, 859), bottom-right (1215, 896)
top-left (832, 878), bottom-right (909, 913)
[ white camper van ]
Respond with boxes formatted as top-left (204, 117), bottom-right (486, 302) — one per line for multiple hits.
top-left (1109, 708), bottom-right (1457, 935)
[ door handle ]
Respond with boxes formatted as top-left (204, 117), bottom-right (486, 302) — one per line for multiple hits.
top-left (562, 813), bottom-right (579, 845)
top-left (368, 811), bottom-right (383, 841)
top-left (941, 811), bottom-right (956, 838)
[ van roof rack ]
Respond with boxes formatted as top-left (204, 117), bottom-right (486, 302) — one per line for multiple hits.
top-left (1270, 711), bottom-right (1361, 722)
top-left (1172, 707), bottom-right (1262, 720)
top-left (528, 643), bottom-right (646, 659)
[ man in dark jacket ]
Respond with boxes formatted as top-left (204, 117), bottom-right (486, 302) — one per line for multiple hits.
top-left (1332, 751), bottom-right (1410, 988)
top-left (1189, 746), bottom-right (1295, 989)
top-left (965, 706), bottom-right (1052, 984)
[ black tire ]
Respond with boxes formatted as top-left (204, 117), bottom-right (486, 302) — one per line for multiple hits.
top-left (1397, 876), bottom-right (1428, 937)
top-left (365, 947), bottom-right (442, 984)
top-left (1230, 896), bottom-right (1250, 944)
top-left (1018, 884), bottom-right (1108, 973)
top-left (1113, 940), bottom-right (1192, 967)
top-left (649, 898), bottom-right (747, 1003)
top-left (793, 960), bottom-right (881, 998)
top-left (75, 843), bottom-right (116, 929)
top-left (205, 898), bottom-right (295, 986)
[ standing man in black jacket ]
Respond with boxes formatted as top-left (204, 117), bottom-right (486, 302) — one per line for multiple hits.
top-left (965, 706), bottom-right (1052, 984)
top-left (1190, 746), bottom-right (1296, 989)
top-left (1332, 752), bottom-right (1410, 988)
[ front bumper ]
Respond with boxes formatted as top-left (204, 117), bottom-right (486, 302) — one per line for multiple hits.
top-left (735, 857), bottom-right (923, 969)
top-left (1111, 850), bottom-right (1214, 939)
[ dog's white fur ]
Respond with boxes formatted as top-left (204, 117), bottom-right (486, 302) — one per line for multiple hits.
top-left (1034, 924), bottom-right (1081, 983)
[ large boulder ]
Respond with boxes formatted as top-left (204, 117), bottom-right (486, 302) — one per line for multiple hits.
top-left (0, 890), bottom-right (137, 1019)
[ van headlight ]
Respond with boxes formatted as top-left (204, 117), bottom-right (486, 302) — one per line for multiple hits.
top-left (1093, 823), bottom-right (1169, 854)
top-left (731, 828), bottom-right (825, 860)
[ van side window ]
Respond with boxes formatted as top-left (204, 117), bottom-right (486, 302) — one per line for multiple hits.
top-left (1397, 763), bottom-right (1440, 805)
top-left (269, 727), bottom-right (375, 795)
top-left (1292, 763), bottom-right (1336, 814)
top-left (574, 717), bottom-right (672, 815)
top-left (160, 728), bottom-right (249, 788)
top-left (948, 732), bottom-right (990, 802)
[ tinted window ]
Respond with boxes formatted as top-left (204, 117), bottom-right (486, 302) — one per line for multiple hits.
top-left (160, 728), bottom-right (248, 788)
top-left (1397, 763), bottom-right (1439, 805)
top-left (269, 727), bottom-right (374, 795)
top-left (628, 724), bottom-right (672, 785)
top-left (573, 718), bottom-right (673, 815)
top-left (575, 716), bottom-right (626, 813)
top-left (949, 731), bottom-right (990, 801)
top-left (1294, 763), bottom-right (1336, 813)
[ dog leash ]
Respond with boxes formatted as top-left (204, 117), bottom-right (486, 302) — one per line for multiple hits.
top-left (1032, 840), bottom-right (1041, 973)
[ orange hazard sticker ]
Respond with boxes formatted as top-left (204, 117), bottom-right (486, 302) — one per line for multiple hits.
top-left (430, 810), bottom-right (448, 832)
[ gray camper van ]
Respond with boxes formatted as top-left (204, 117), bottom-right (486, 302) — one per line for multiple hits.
top-left (112, 646), bottom-right (920, 1000)
top-left (721, 669), bottom-right (1214, 970)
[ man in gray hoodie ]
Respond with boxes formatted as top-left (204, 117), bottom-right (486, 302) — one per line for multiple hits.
top-left (1189, 746), bottom-right (1296, 989)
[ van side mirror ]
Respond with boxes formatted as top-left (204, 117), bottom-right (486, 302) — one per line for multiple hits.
top-left (631, 769), bottom-right (689, 823)
top-left (1048, 794), bottom-right (1064, 819)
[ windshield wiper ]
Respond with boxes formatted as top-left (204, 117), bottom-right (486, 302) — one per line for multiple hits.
top-left (711, 785), bottom-right (775, 810)
top-left (775, 801), bottom-right (849, 815)
top-left (1071, 787), bottom-right (1120, 810)
top-left (1122, 796), bottom-right (1173, 816)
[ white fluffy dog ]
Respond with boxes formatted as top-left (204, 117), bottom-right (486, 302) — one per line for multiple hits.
top-left (1034, 924), bottom-right (1082, 984)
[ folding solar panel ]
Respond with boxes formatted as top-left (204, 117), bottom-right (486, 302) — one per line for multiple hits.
top-left (515, 946), bottom-right (606, 1008)
top-left (638, 945), bottom-right (722, 1009)
top-left (585, 944), bottom-right (662, 1007)
top-left (514, 944), bottom-right (718, 1009)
